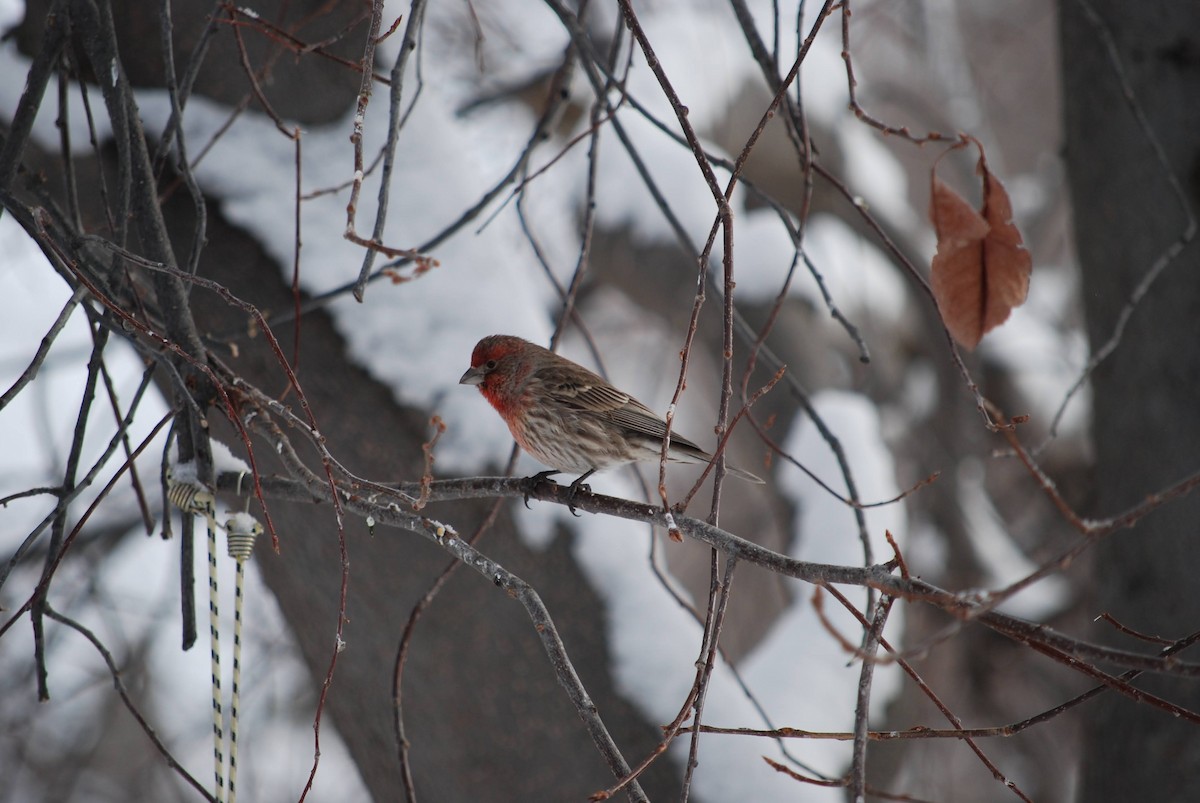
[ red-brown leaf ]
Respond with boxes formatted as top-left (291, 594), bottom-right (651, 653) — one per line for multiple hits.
top-left (929, 142), bottom-right (1032, 349)
top-left (979, 160), bottom-right (1031, 325)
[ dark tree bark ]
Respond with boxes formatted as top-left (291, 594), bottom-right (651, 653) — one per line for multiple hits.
top-left (1060, 2), bottom-right (1200, 799)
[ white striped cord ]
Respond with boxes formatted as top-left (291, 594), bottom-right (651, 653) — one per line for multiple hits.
top-left (224, 514), bottom-right (261, 803)
top-left (167, 477), bottom-right (225, 803)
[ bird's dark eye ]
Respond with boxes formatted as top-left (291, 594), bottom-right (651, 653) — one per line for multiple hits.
top-left (485, 359), bottom-right (498, 371)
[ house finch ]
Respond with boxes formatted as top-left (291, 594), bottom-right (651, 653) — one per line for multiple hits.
top-left (459, 335), bottom-right (764, 493)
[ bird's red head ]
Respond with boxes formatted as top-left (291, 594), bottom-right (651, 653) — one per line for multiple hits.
top-left (471, 335), bottom-right (523, 367)
top-left (459, 335), bottom-right (534, 412)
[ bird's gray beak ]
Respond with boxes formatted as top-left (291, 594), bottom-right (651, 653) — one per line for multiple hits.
top-left (459, 366), bottom-right (485, 386)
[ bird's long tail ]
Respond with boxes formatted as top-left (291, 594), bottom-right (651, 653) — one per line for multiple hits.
top-left (667, 443), bottom-right (765, 484)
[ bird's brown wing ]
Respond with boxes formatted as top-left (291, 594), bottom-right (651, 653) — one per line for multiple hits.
top-left (537, 365), bottom-right (707, 453)
top-left (535, 364), bottom-right (628, 411)
top-left (606, 399), bottom-right (707, 453)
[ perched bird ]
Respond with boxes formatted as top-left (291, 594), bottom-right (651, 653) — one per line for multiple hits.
top-left (459, 334), bottom-right (764, 495)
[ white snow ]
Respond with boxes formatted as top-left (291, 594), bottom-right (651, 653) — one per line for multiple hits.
top-left (0, 0), bottom-right (22, 33)
top-left (955, 458), bottom-right (1070, 620)
top-left (730, 211), bottom-right (911, 332)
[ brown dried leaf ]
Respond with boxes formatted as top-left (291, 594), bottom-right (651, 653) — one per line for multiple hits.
top-left (929, 141), bottom-right (1032, 349)
top-left (979, 158), bottom-right (1031, 324)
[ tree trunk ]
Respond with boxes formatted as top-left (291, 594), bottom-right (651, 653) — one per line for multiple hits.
top-left (1060, 2), bottom-right (1200, 799)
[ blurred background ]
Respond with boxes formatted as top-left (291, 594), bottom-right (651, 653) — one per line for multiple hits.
top-left (2, 0), bottom-right (1197, 800)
